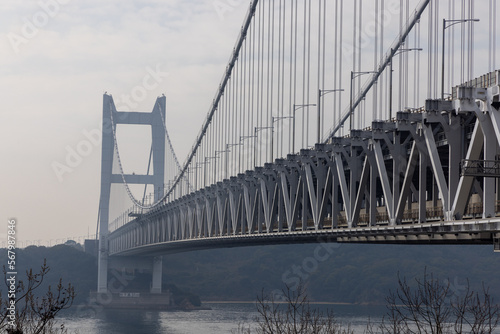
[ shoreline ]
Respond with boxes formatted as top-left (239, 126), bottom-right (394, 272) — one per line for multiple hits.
top-left (203, 301), bottom-right (383, 306)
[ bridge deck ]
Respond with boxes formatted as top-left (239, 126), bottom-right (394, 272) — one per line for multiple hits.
top-left (112, 218), bottom-right (500, 257)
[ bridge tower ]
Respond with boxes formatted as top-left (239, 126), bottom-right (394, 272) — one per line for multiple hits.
top-left (97, 93), bottom-right (166, 294)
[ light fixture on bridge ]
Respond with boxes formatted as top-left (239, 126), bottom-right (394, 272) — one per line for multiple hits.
top-left (389, 48), bottom-right (423, 119)
top-left (292, 104), bottom-right (316, 153)
top-left (254, 126), bottom-right (274, 167)
top-left (239, 135), bottom-right (257, 171)
top-left (240, 135), bottom-right (257, 142)
top-left (272, 115), bottom-right (294, 161)
top-left (318, 89), bottom-right (344, 143)
top-left (441, 18), bottom-right (479, 100)
top-left (225, 142), bottom-right (243, 179)
top-left (350, 71), bottom-right (376, 131)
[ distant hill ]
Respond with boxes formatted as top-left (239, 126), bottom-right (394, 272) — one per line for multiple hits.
top-left (161, 243), bottom-right (500, 305)
top-left (0, 245), bottom-right (97, 305)
top-left (0, 245), bottom-right (201, 307)
top-left (1, 243), bottom-right (498, 306)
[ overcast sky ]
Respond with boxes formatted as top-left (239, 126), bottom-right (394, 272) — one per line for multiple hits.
top-left (0, 0), bottom-right (249, 245)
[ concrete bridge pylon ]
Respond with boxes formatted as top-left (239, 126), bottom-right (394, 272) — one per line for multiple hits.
top-left (97, 94), bottom-right (166, 294)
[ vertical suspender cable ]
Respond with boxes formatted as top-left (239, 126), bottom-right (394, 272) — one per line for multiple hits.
top-left (469, 0), bottom-right (474, 80)
top-left (417, 18), bottom-right (421, 106)
top-left (317, 0), bottom-right (322, 143)
top-left (489, 0), bottom-right (493, 72)
top-left (270, 0), bottom-right (275, 162)
top-left (321, 0), bottom-right (326, 140)
top-left (242, 39), bottom-right (247, 171)
top-left (302, 0), bottom-right (307, 148)
top-left (245, 36), bottom-right (250, 171)
top-left (306, 0), bottom-right (312, 146)
top-left (256, 2), bottom-right (264, 166)
top-left (358, 0), bottom-right (362, 128)
top-left (238, 45), bottom-right (242, 173)
top-left (451, 0), bottom-right (455, 88)
top-left (248, 26), bottom-right (252, 171)
top-left (405, 0), bottom-right (409, 108)
top-left (399, 0), bottom-right (403, 110)
top-left (427, 0), bottom-right (432, 98)
top-left (225, 81), bottom-right (230, 178)
top-left (242, 29), bottom-right (247, 173)
top-left (293, 0), bottom-right (298, 148)
top-left (281, 0), bottom-right (286, 157)
top-left (240, 48), bottom-right (244, 172)
top-left (250, 15), bottom-right (255, 169)
top-left (277, 0), bottom-right (282, 158)
top-left (494, 0), bottom-right (497, 71)
top-left (435, 0), bottom-right (438, 98)
top-left (461, 0), bottom-right (465, 84)
top-left (467, 0), bottom-right (471, 82)
top-left (282, 0), bottom-right (286, 157)
top-left (333, 0), bottom-right (338, 130)
top-left (232, 63), bottom-right (236, 175)
top-left (380, 0), bottom-right (384, 120)
top-left (220, 94), bottom-right (227, 182)
top-left (338, 0), bottom-right (343, 136)
top-left (209, 115), bottom-right (213, 185)
top-left (447, 0), bottom-right (451, 94)
top-left (266, 0), bottom-right (271, 162)
top-left (269, 0), bottom-right (279, 162)
top-left (289, 0), bottom-right (295, 154)
top-left (353, 0), bottom-right (357, 129)
top-left (373, 0), bottom-right (378, 121)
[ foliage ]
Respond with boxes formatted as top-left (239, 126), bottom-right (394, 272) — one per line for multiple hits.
top-left (0, 246), bottom-right (96, 305)
top-left (162, 244), bottom-right (500, 304)
top-left (367, 270), bottom-right (500, 334)
top-left (0, 259), bottom-right (75, 334)
top-left (254, 283), bottom-right (353, 334)
top-left (165, 284), bottom-right (201, 307)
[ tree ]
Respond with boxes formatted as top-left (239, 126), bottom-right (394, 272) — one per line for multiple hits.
top-left (368, 271), bottom-right (500, 334)
top-left (254, 282), bottom-right (353, 334)
top-left (0, 259), bottom-right (75, 334)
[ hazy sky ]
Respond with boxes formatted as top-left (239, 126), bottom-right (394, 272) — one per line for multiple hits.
top-left (1, 0), bottom-right (249, 245)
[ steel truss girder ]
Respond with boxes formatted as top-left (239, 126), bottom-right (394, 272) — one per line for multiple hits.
top-left (107, 86), bottom-right (500, 255)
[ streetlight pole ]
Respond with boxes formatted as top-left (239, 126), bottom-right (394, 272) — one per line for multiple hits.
top-left (292, 104), bottom-right (316, 153)
top-left (441, 18), bottom-right (479, 100)
top-left (203, 156), bottom-right (217, 187)
top-left (272, 115), bottom-right (293, 160)
top-left (389, 48), bottom-right (422, 119)
top-left (226, 143), bottom-right (241, 179)
top-left (254, 126), bottom-right (273, 168)
top-left (318, 89), bottom-right (344, 143)
top-left (192, 163), bottom-right (202, 191)
top-left (350, 71), bottom-right (376, 131)
top-left (239, 135), bottom-right (256, 172)
top-left (214, 149), bottom-right (229, 183)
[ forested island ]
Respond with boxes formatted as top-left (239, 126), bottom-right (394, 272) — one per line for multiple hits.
top-left (0, 242), bottom-right (498, 307)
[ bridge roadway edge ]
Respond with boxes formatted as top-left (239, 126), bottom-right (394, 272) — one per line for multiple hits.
top-left (110, 219), bottom-right (500, 257)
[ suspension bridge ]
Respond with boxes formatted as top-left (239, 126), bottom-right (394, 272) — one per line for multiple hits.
top-left (96, 0), bottom-right (500, 294)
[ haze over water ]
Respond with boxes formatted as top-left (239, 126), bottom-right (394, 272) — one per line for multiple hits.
top-left (61, 303), bottom-right (385, 334)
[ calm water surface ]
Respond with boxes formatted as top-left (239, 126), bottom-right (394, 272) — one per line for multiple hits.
top-left (60, 303), bottom-right (386, 334)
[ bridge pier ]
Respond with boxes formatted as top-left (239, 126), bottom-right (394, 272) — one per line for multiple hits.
top-left (97, 235), bottom-right (109, 293)
top-left (104, 256), bottom-right (164, 293)
top-left (151, 256), bottom-right (163, 294)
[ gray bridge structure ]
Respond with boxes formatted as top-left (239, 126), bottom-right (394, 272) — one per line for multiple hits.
top-left (97, 0), bottom-right (500, 294)
top-left (107, 77), bottom-right (500, 254)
